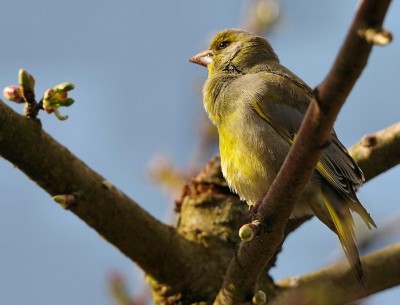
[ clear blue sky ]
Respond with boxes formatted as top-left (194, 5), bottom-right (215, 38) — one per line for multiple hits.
top-left (1, 1), bottom-right (399, 304)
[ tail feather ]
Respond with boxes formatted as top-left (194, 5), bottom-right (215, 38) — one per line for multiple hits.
top-left (314, 183), bottom-right (376, 288)
top-left (347, 198), bottom-right (376, 229)
top-left (322, 193), bottom-right (365, 288)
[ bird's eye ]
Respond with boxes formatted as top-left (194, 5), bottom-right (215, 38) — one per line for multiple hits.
top-left (217, 41), bottom-right (230, 50)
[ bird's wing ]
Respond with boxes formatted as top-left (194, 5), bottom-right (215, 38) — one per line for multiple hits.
top-left (244, 70), bottom-right (375, 288)
top-left (246, 71), bottom-right (375, 223)
top-left (246, 71), bottom-right (364, 198)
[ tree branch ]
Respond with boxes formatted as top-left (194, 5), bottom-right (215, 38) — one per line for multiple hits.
top-left (273, 243), bottom-right (400, 305)
top-left (350, 122), bottom-right (400, 181)
top-left (285, 121), bottom-right (400, 237)
top-left (0, 1), bottom-right (397, 303)
top-left (214, 1), bottom-right (393, 303)
top-left (0, 99), bottom-right (203, 289)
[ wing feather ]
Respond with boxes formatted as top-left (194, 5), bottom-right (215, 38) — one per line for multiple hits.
top-left (246, 71), bottom-right (363, 199)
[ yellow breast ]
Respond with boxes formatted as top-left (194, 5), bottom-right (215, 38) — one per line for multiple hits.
top-left (218, 121), bottom-right (273, 206)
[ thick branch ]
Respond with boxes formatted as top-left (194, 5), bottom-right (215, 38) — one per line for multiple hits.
top-left (214, 1), bottom-right (393, 304)
top-left (0, 99), bottom-right (202, 288)
top-left (273, 243), bottom-right (400, 305)
top-left (350, 122), bottom-right (400, 181)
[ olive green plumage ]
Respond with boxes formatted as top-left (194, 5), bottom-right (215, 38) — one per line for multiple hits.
top-left (189, 29), bottom-right (375, 287)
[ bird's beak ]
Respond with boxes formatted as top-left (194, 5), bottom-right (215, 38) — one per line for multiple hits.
top-left (189, 49), bottom-right (214, 67)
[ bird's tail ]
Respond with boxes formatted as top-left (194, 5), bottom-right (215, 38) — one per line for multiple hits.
top-left (316, 184), bottom-right (376, 288)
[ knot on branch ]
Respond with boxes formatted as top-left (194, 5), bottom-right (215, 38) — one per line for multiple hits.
top-left (361, 134), bottom-right (378, 148)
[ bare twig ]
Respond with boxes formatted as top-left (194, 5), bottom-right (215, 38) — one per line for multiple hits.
top-left (274, 243), bottom-right (400, 305)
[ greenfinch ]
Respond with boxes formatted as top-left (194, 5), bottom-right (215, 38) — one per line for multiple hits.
top-left (189, 29), bottom-right (375, 287)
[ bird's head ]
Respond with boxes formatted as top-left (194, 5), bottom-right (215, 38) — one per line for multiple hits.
top-left (189, 29), bottom-right (279, 75)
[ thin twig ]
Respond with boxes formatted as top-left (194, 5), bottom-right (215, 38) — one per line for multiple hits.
top-left (274, 243), bottom-right (400, 305)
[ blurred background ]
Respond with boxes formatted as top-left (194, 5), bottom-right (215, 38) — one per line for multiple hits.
top-left (0, 0), bottom-right (399, 304)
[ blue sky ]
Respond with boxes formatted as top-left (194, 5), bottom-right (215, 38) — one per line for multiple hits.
top-left (0, 1), bottom-right (399, 304)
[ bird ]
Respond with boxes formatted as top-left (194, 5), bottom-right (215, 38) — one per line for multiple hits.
top-left (189, 28), bottom-right (376, 287)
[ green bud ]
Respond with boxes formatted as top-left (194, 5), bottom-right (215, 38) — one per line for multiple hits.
top-left (3, 85), bottom-right (24, 103)
top-left (43, 89), bottom-right (57, 110)
top-left (43, 83), bottom-right (75, 120)
top-left (53, 82), bottom-right (75, 93)
top-left (59, 97), bottom-right (75, 107)
top-left (18, 69), bottom-right (35, 91)
top-left (359, 27), bottom-right (393, 46)
top-left (239, 224), bottom-right (254, 242)
top-left (53, 194), bottom-right (77, 209)
top-left (252, 290), bottom-right (267, 305)
top-left (43, 88), bottom-right (55, 100)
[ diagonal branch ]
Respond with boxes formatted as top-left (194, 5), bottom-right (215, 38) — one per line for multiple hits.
top-left (214, 1), bottom-right (393, 304)
top-left (0, 99), bottom-right (203, 289)
top-left (283, 121), bottom-right (400, 240)
top-left (273, 243), bottom-right (400, 305)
